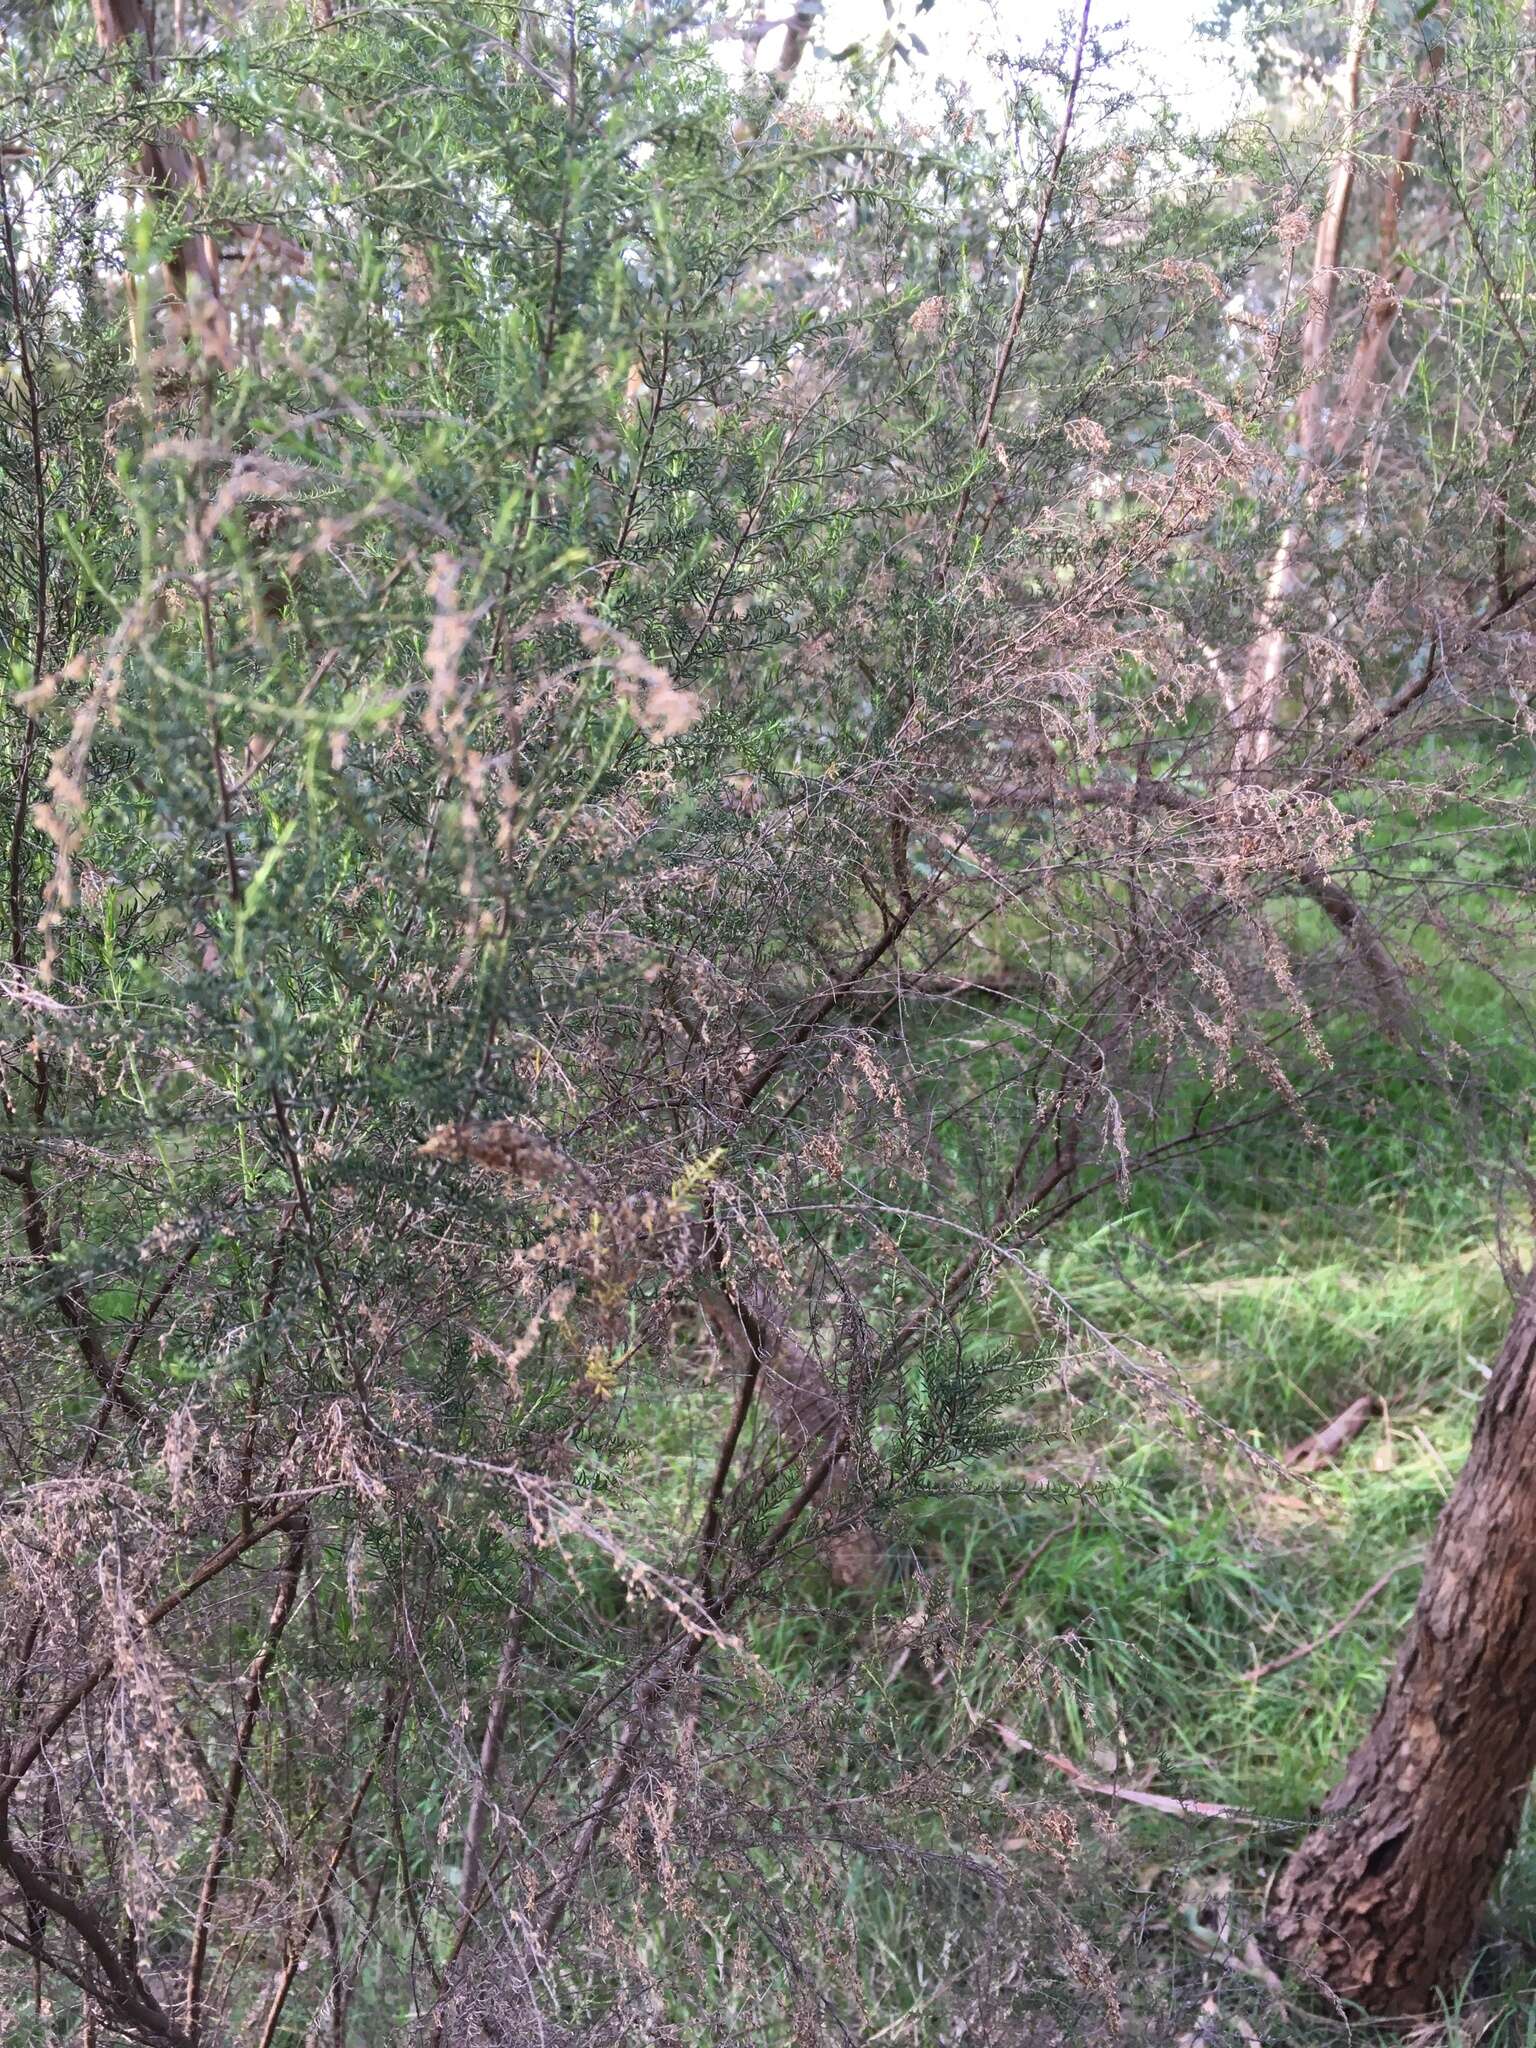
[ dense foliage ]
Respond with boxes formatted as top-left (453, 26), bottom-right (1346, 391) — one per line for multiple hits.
top-left (3, 0), bottom-right (1535, 2039)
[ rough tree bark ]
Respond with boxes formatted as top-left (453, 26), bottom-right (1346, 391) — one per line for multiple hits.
top-left (1269, 1268), bottom-right (1536, 2015)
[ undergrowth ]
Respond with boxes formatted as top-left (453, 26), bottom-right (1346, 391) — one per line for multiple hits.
top-left (904, 977), bottom-right (1536, 2042)
top-left (605, 969), bottom-right (1536, 2043)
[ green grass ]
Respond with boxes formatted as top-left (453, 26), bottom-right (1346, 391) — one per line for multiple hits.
top-left (903, 1031), bottom-right (1536, 2038)
top-left (603, 968), bottom-right (1536, 2039)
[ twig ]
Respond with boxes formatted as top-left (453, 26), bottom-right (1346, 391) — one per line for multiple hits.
top-left (735, 885), bottom-right (935, 1111)
top-left (988, 1719), bottom-right (1258, 1824)
top-left (693, 1280), bottom-right (768, 1593)
top-left (939, 0), bottom-right (1092, 580)
top-left (183, 1518), bottom-right (308, 2043)
top-left (533, 1428), bottom-right (848, 1949)
top-left (252, 1699), bottom-right (400, 2048)
top-left (0, 162), bottom-right (48, 973)
top-left (458, 1556), bottom-right (534, 1911)
top-left (1241, 1555), bottom-right (1421, 1683)
top-left (0, 1821), bottom-right (191, 2046)
top-left (0, 1509), bottom-right (303, 1812)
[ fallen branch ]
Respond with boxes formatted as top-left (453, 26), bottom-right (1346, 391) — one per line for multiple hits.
top-left (1241, 1554), bottom-right (1421, 1684)
top-left (988, 1718), bottom-right (1259, 1824)
top-left (1283, 1393), bottom-right (1379, 1474)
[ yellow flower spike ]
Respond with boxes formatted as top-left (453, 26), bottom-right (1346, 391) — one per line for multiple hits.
top-left (581, 1347), bottom-right (620, 1401)
top-left (669, 1147), bottom-right (725, 1211)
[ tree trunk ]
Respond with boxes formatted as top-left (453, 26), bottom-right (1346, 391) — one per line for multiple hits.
top-left (1269, 1270), bottom-right (1536, 2015)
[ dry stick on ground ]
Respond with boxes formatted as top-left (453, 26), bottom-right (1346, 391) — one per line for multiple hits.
top-left (906, 1536), bottom-right (1257, 1828)
top-left (1283, 1392), bottom-right (1379, 1474)
top-left (985, 1717), bottom-right (1258, 1825)
top-left (1242, 1555), bottom-right (1422, 1684)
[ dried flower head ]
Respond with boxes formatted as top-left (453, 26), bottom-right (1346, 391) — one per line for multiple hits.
top-left (907, 293), bottom-right (947, 338)
top-left (1275, 208), bottom-right (1312, 249)
top-left (1063, 416), bottom-right (1112, 457)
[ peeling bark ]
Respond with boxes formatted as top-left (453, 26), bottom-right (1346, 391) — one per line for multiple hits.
top-left (1270, 1271), bottom-right (1536, 2016)
top-left (1326, 53), bottom-right (1444, 465)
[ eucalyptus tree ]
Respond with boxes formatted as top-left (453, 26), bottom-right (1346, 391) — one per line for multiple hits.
top-left (1245, 0), bottom-right (1536, 2012)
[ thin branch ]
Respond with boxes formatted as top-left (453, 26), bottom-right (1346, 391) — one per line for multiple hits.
top-left (81, 1242), bottom-right (202, 1471)
top-left (458, 1556), bottom-right (534, 1912)
top-left (0, 1510), bottom-right (303, 1813)
top-left (693, 1281), bottom-right (769, 1592)
top-left (0, 163), bottom-right (49, 973)
top-left (939, 0), bottom-right (1092, 581)
top-left (0, 1821), bottom-right (192, 2046)
top-left (1242, 1556), bottom-right (1421, 1684)
top-left (736, 885), bottom-right (935, 1111)
top-left (183, 1518), bottom-right (308, 2043)
top-left (251, 1699), bottom-right (400, 2048)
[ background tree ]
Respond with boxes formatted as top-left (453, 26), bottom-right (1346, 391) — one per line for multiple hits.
top-left (1241, 0), bottom-right (1536, 2015)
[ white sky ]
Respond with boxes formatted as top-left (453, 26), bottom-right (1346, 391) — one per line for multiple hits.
top-left (772, 0), bottom-right (1258, 131)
